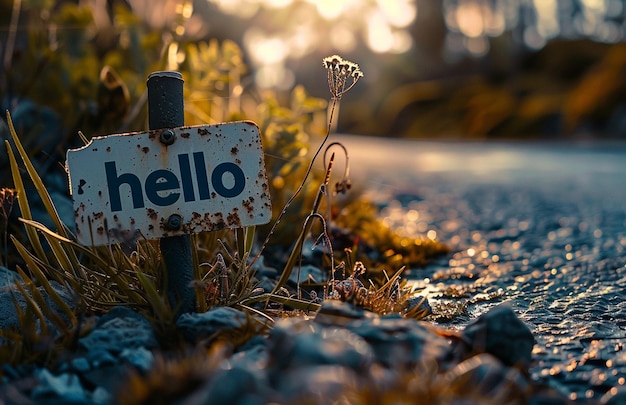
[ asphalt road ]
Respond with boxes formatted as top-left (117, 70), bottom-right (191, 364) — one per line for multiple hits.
top-left (335, 135), bottom-right (626, 400)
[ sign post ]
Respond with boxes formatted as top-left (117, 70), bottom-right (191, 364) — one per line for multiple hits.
top-left (146, 71), bottom-right (194, 316)
top-left (66, 71), bottom-right (272, 318)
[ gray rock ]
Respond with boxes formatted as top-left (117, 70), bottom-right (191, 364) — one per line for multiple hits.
top-left (346, 314), bottom-right (451, 368)
top-left (288, 264), bottom-right (325, 284)
top-left (0, 278), bottom-right (75, 332)
top-left (314, 300), bottom-right (378, 327)
top-left (276, 365), bottom-right (361, 404)
top-left (119, 347), bottom-right (154, 372)
top-left (78, 306), bottom-right (158, 353)
top-left (0, 266), bottom-right (21, 289)
top-left (31, 369), bottom-right (87, 403)
top-left (268, 318), bottom-right (374, 373)
top-left (462, 303), bottom-right (535, 367)
top-left (184, 366), bottom-right (273, 405)
top-left (440, 353), bottom-right (529, 404)
top-left (69, 358), bottom-right (90, 373)
top-left (176, 306), bottom-right (249, 343)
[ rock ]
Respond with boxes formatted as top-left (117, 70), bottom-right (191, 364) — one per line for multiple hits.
top-left (176, 307), bottom-right (249, 343)
top-left (346, 314), bottom-right (451, 369)
top-left (288, 264), bottom-right (325, 284)
top-left (229, 335), bottom-right (269, 371)
top-left (275, 365), bottom-right (361, 404)
top-left (31, 369), bottom-right (87, 403)
top-left (267, 318), bottom-right (374, 374)
top-left (439, 353), bottom-right (528, 404)
top-left (461, 303), bottom-right (535, 367)
top-left (78, 306), bottom-right (158, 353)
top-left (119, 347), bottom-right (154, 372)
top-left (0, 278), bottom-right (75, 332)
top-left (185, 366), bottom-right (273, 405)
top-left (0, 266), bottom-right (21, 289)
top-left (69, 358), bottom-right (90, 373)
top-left (314, 300), bottom-right (378, 327)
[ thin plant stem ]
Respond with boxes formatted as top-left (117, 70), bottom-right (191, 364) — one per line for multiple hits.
top-left (249, 96), bottom-right (338, 269)
top-left (249, 54), bottom-right (362, 273)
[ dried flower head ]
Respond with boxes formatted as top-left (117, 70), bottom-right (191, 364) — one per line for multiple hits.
top-left (323, 54), bottom-right (363, 100)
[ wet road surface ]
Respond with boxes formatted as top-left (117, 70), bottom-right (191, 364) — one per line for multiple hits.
top-left (336, 136), bottom-right (626, 401)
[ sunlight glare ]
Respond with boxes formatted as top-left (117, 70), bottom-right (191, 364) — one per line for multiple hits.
top-left (367, 11), bottom-right (394, 53)
top-left (392, 31), bottom-right (413, 53)
top-left (377, 0), bottom-right (417, 28)
top-left (209, 0), bottom-right (260, 18)
top-left (456, 0), bottom-right (485, 38)
top-left (256, 64), bottom-right (295, 90)
top-left (330, 25), bottom-right (357, 52)
top-left (532, 0), bottom-right (559, 39)
top-left (310, 0), bottom-right (345, 19)
top-left (286, 25), bottom-right (316, 58)
top-left (264, 0), bottom-right (293, 8)
top-left (244, 28), bottom-right (288, 65)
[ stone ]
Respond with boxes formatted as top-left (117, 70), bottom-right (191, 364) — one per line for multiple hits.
top-left (0, 278), bottom-right (75, 332)
top-left (346, 314), bottom-right (451, 369)
top-left (439, 353), bottom-right (528, 404)
top-left (314, 299), bottom-right (378, 327)
top-left (288, 264), bottom-right (325, 284)
top-left (461, 303), bottom-right (536, 367)
top-left (119, 347), bottom-right (154, 372)
top-left (186, 366), bottom-right (273, 405)
top-left (78, 306), bottom-right (158, 353)
top-left (31, 369), bottom-right (87, 403)
top-left (0, 266), bottom-right (21, 289)
top-left (275, 365), bottom-right (361, 404)
top-left (176, 306), bottom-right (249, 343)
top-left (267, 318), bottom-right (374, 374)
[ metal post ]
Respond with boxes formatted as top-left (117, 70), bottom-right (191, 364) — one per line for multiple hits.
top-left (147, 71), bottom-right (195, 316)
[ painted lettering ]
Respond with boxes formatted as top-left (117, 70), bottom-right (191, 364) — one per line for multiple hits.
top-left (105, 152), bottom-right (247, 212)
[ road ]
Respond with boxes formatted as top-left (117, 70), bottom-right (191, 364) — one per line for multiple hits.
top-left (335, 135), bottom-right (626, 400)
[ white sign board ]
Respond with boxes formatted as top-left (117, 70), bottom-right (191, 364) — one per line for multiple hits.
top-left (66, 121), bottom-right (272, 246)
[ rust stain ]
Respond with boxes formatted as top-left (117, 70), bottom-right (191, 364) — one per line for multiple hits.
top-left (142, 147), bottom-right (149, 153)
top-left (242, 197), bottom-right (254, 214)
top-left (198, 128), bottom-right (209, 136)
top-left (181, 132), bottom-right (190, 138)
top-left (226, 208), bottom-right (242, 227)
top-left (231, 146), bottom-right (238, 155)
top-left (106, 146), bottom-right (111, 152)
top-left (146, 208), bottom-right (158, 220)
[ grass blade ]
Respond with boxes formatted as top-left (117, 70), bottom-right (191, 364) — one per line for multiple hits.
top-left (6, 112), bottom-right (69, 238)
top-left (5, 140), bottom-right (48, 263)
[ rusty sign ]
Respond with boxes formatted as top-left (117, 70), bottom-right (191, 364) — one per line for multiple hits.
top-left (66, 121), bottom-right (272, 246)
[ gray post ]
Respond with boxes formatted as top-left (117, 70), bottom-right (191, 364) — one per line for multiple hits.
top-left (146, 71), bottom-right (195, 316)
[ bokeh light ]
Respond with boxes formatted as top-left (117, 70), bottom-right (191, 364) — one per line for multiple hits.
top-left (205, 0), bottom-right (419, 88)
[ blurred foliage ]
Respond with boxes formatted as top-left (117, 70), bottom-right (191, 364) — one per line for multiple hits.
top-left (364, 39), bottom-right (626, 139)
